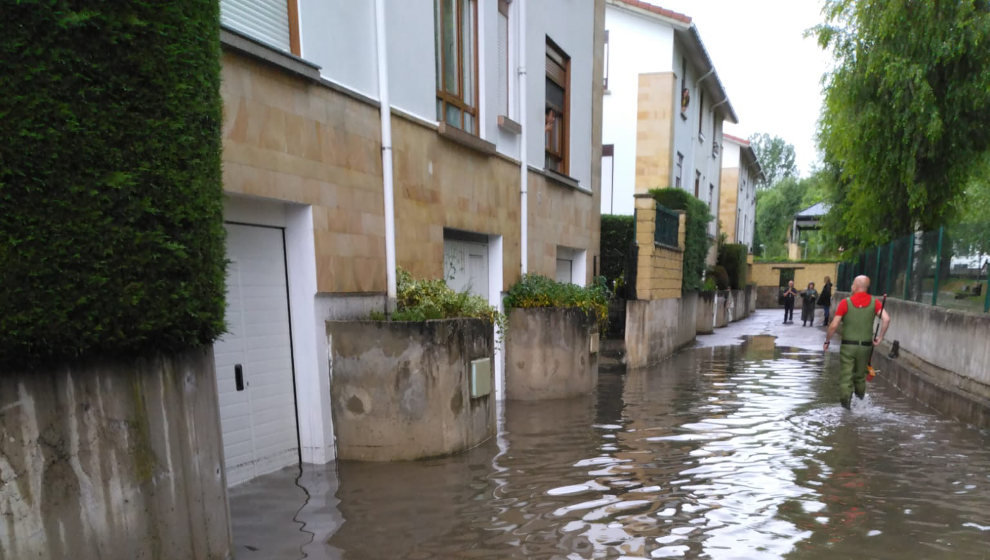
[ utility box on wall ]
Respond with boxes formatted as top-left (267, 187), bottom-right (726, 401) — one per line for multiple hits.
top-left (470, 358), bottom-right (492, 398)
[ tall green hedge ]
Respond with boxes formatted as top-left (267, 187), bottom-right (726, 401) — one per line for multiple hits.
top-left (0, 2), bottom-right (225, 368)
top-left (600, 214), bottom-right (635, 290)
top-left (649, 188), bottom-right (713, 291)
top-left (717, 243), bottom-right (749, 290)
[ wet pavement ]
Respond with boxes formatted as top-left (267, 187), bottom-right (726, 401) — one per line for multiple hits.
top-left (228, 309), bottom-right (990, 559)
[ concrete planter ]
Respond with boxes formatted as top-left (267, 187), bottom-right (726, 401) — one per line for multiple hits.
top-left (0, 349), bottom-right (231, 560)
top-left (715, 290), bottom-right (730, 327)
top-left (505, 307), bottom-right (599, 401)
top-left (745, 284), bottom-right (757, 314)
top-left (327, 318), bottom-right (495, 461)
top-left (696, 290), bottom-right (716, 334)
top-left (728, 289), bottom-right (747, 322)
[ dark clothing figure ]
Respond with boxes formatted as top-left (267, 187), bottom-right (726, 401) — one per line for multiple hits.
top-left (801, 288), bottom-right (818, 326)
top-left (818, 281), bottom-right (833, 325)
top-left (781, 286), bottom-right (797, 323)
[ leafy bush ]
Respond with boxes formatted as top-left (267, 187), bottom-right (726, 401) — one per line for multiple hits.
top-left (600, 214), bottom-right (635, 293)
top-left (649, 188), bottom-right (713, 291)
top-left (0, 2), bottom-right (224, 368)
top-left (711, 266), bottom-right (730, 291)
top-left (372, 269), bottom-right (505, 334)
top-left (503, 274), bottom-right (610, 331)
top-left (717, 243), bottom-right (749, 289)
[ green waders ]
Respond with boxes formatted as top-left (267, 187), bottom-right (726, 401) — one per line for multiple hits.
top-left (838, 296), bottom-right (876, 408)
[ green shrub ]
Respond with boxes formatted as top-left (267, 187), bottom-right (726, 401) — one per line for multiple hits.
top-left (372, 269), bottom-right (505, 334)
top-left (717, 243), bottom-right (749, 289)
top-left (503, 274), bottom-right (610, 331)
top-left (648, 188), bottom-right (713, 291)
top-left (600, 214), bottom-right (635, 293)
top-left (0, 1), bottom-right (224, 368)
top-left (711, 266), bottom-right (730, 291)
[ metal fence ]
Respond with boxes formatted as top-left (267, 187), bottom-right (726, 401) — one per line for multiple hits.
top-left (837, 223), bottom-right (990, 313)
top-left (655, 203), bottom-right (679, 248)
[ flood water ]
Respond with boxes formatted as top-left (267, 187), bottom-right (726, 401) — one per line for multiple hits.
top-left (229, 334), bottom-right (990, 559)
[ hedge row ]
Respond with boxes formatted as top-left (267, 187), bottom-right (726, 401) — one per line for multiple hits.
top-left (0, 2), bottom-right (225, 368)
top-left (717, 243), bottom-right (749, 290)
top-left (600, 214), bottom-right (635, 289)
top-left (649, 188), bottom-right (713, 291)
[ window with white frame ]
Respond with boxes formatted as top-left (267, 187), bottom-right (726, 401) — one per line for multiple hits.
top-left (675, 152), bottom-right (684, 189)
top-left (435, 0), bottom-right (479, 134)
top-left (496, 0), bottom-right (511, 117)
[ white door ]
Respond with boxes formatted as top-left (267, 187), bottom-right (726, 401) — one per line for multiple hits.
top-left (444, 237), bottom-right (489, 298)
top-left (214, 223), bottom-right (299, 487)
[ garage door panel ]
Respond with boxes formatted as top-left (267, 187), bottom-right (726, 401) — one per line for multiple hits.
top-left (215, 223), bottom-right (299, 487)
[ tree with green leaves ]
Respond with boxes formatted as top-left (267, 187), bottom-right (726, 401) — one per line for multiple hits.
top-left (755, 171), bottom-right (835, 258)
top-left (749, 133), bottom-right (797, 189)
top-left (815, 0), bottom-right (990, 251)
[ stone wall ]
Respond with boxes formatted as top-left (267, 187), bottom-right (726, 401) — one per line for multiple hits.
top-left (505, 308), bottom-right (599, 400)
top-left (756, 285), bottom-right (781, 309)
top-left (696, 291), bottom-right (715, 334)
top-left (327, 319), bottom-right (495, 461)
top-left (634, 72), bottom-right (676, 193)
top-left (633, 195), bottom-right (686, 300)
top-left (0, 350), bottom-right (231, 560)
top-left (750, 262), bottom-right (838, 292)
top-left (624, 292), bottom-right (697, 369)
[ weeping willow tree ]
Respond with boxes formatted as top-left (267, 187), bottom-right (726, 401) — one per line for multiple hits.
top-left (815, 0), bottom-right (990, 251)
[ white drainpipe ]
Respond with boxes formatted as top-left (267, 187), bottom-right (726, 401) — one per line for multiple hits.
top-left (518, 0), bottom-right (528, 275)
top-left (375, 0), bottom-right (397, 308)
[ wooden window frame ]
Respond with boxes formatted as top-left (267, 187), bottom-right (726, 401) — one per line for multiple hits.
top-left (545, 37), bottom-right (570, 175)
top-left (436, 0), bottom-right (480, 135)
top-left (287, 0), bottom-right (301, 55)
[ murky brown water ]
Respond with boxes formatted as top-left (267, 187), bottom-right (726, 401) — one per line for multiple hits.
top-left (231, 337), bottom-right (990, 559)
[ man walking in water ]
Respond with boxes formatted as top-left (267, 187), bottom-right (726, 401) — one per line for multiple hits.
top-left (823, 275), bottom-right (891, 409)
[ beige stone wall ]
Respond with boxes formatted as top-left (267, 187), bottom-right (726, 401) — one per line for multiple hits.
top-left (526, 173), bottom-right (601, 284)
top-left (222, 48), bottom-right (600, 295)
top-left (719, 167), bottom-right (739, 242)
top-left (221, 52), bottom-right (387, 294)
top-left (634, 196), bottom-right (685, 300)
top-left (390, 117), bottom-right (522, 289)
top-left (751, 261), bottom-right (838, 288)
top-left (635, 72), bottom-right (677, 194)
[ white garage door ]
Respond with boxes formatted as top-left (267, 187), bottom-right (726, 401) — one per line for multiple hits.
top-left (444, 235), bottom-right (489, 299)
top-left (214, 223), bottom-right (299, 487)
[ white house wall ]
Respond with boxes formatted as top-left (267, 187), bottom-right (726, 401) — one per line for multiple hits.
top-left (299, 0), bottom-right (378, 99)
top-left (525, 0), bottom-right (595, 189)
top-left (602, 7), bottom-right (674, 215)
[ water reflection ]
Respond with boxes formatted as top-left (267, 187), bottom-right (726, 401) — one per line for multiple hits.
top-left (232, 336), bottom-right (990, 559)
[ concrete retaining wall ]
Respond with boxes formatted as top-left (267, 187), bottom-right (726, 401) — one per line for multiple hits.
top-left (505, 307), bottom-right (599, 400)
top-left (625, 292), bottom-right (697, 368)
top-left (0, 349), bottom-right (231, 560)
top-left (746, 285), bottom-right (757, 315)
top-left (696, 291), bottom-right (715, 334)
top-left (727, 289), bottom-right (748, 322)
top-left (327, 319), bottom-right (495, 461)
top-left (714, 290), bottom-right (730, 327)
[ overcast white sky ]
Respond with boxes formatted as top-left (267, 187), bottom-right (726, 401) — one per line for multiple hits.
top-left (648, 0), bottom-right (833, 176)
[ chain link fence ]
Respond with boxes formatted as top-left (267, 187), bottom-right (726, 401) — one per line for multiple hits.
top-left (837, 224), bottom-right (990, 313)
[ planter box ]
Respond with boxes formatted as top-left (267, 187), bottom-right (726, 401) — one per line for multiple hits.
top-left (505, 307), bottom-right (599, 400)
top-left (715, 290), bottom-right (730, 327)
top-left (0, 349), bottom-right (231, 560)
top-left (696, 290), bottom-right (716, 334)
top-left (327, 318), bottom-right (495, 461)
top-left (624, 293), bottom-right (697, 369)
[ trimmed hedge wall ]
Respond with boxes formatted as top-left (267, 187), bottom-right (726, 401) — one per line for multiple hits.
top-left (0, 2), bottom-right (225, 368)
top-left (600, 214), bottom-right (635, 290)
top-left (649, 188), bottom-right (713, 292)
top-left (718, 243), bottom-right (748, 290)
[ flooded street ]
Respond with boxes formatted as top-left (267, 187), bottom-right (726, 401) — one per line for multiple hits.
top-left (229, 311), bottom-right (990, 559)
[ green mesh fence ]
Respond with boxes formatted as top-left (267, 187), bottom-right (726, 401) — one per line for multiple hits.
top-left (837, 225), bottom-right (989, 313)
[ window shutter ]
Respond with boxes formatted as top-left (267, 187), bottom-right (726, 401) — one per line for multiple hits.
top-left (497, 11), bottom-right (509, 116)
top-left (221, 0), bottom-right (291, 53)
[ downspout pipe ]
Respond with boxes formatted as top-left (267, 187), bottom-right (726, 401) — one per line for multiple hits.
top-left (518, 0), bottom-right (528, 275)
top-left (375, 0), bottom-right (397, 312)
